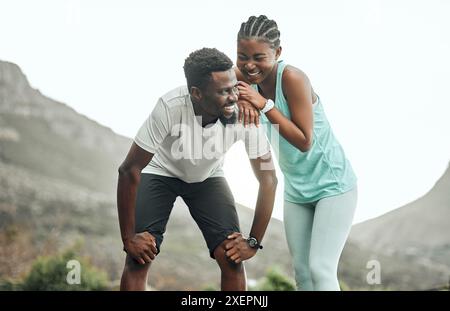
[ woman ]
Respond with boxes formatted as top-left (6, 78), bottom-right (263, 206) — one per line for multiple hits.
top-left (234, 15), bottom-right (357, 291)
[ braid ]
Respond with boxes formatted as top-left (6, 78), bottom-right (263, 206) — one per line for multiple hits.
top-left (237, 15), bottom-right (280, 49)
top-left (246, 16), bottom-right (257, 36)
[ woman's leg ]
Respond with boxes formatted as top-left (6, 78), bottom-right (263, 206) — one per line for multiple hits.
top-left (283, 200), bottom-right (315, 290)
top-left (309, 187), bottom-right (358, 290)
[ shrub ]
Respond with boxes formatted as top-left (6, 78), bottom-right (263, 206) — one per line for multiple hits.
top-left (252, 267), bottom-right (296, 291)
top-left (19, 247), bottom-right (109, 291)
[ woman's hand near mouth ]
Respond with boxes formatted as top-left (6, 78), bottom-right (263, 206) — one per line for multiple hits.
top-left (237, 81), bottom-right (267, 110)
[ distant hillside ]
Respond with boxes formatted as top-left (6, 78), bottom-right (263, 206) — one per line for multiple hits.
top-left (341, 164), bottom-right (450, 290)
top-left (0, 61), bottom-right (131, 195)
top-left (0, 60), bottom-right (293, 290)
top-left (351, 164), bottom-right (450, 251)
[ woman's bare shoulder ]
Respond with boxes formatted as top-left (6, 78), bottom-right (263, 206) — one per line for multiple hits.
top-left (283, 65), bottom-right (310, 83)
top-left (282, 64), bottom-right (316, 101)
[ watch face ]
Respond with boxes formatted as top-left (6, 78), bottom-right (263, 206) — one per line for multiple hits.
top-left (248, 238), bottom-right (257, 248)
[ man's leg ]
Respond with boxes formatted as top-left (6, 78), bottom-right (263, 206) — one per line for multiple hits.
top-left (120, 254), bottom-right (151, 291)
top-left (213, 240), bottom-right (246, 291)
top-left (181, 177), bottom-right (243, 291)
top-left (120, 174), bottom-right (179, 291)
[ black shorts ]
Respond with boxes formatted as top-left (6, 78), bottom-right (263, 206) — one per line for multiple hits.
top-left (135, 173), bottom-right (241, 259)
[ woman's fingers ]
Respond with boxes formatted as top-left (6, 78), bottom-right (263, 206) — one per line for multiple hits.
top-left (237, 88), bottom-right (248, 95)
top-left (238, 106), bottom-right (244, 123)
top-left (244, 109), bottom-right (250, 127)
top-left (249, 109), bottom-right (255, 125)
top-left (237, 80), bottom-right (250, 87)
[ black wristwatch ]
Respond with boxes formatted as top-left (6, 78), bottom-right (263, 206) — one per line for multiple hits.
top-left (247, 237), bottom-right (263, 249)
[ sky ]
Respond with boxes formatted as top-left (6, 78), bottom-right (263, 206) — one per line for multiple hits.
top-left (1, 0), bottom-right (449, 223)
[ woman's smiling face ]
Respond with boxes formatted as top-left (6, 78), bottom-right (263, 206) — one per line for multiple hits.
top-left (237, 39), bottom-right (281, 84)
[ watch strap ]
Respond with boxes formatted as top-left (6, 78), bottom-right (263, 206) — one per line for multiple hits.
top-left (261, 99), bottom-right (275, 114)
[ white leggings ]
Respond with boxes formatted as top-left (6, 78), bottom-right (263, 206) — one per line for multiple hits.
top-left (283, 187), bottom-right (357, 291)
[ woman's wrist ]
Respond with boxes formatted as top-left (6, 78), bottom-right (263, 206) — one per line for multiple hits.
top-left (257, 97), bottom-right (267, 110)
top-left (260, 99), bottom-right (275, 114)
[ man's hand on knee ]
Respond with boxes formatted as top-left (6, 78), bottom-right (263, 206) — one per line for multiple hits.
top-left (124, 232), bottom-right (158, 265)
top-left (224, 232), bottom-right (257, 264)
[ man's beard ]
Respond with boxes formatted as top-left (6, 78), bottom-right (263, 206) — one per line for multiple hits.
top-left (219, 111), bottom-right (237, 126)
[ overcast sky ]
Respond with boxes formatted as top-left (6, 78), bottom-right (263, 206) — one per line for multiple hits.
top-left (1, 0), bottom-right (449, 223)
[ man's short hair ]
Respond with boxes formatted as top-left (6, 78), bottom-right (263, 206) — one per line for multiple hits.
top-left (183, 48), bottom-right (233, 91)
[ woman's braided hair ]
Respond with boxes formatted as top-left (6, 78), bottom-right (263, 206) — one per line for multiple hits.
top-left (237, 15), bottom-right (281, 49)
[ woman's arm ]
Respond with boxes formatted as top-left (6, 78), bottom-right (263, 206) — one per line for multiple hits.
top-left (237, 67), bottom-right (314, 152)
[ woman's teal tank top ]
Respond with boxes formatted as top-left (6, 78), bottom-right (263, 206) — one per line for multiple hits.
top-left (257, 60), bottom-right (357, 203)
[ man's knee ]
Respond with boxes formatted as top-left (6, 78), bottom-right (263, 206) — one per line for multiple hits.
top-left (124, 254), bottom-right (151, 273)
top-left (213, 240), bottom-right (244, 272)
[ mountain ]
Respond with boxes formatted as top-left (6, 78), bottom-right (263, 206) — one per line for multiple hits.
top-left (340, 164), bottom-right (450, 290)
top-left (350, 164), bottom-right (450, 251)
top-left (0, 60), bottom-right (293, 290)
top-left (0, 61), bottom-right (131, 195)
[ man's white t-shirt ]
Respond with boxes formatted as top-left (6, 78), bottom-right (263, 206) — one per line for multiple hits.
top-left (134, 86), bottom-right (270, 183)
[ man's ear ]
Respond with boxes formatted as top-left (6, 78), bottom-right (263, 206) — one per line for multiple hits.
top-left (190, 86), bottom-right (203, 102)
top-left (275, 46), bottom-right (282, 60)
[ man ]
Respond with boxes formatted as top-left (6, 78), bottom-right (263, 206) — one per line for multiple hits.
top-left (117, 48), bottom-right (277, 291)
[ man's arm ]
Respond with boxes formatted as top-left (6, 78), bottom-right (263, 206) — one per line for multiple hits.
top-left (225, 152), bottom-right (277, 263)
top-left (117, 142), bottom-right (157, 264)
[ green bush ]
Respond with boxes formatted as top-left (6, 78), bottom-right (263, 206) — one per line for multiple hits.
top-left (0, 279), bottom-right (19, 290)
top-left (201, 283), bottom-right (219, 291)
top-left (339, 279), bottom-right (351, 291)
top-left (19, 247), bottom-right (109, 291)
top-left (252, 267), bottom-right (296, 291)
